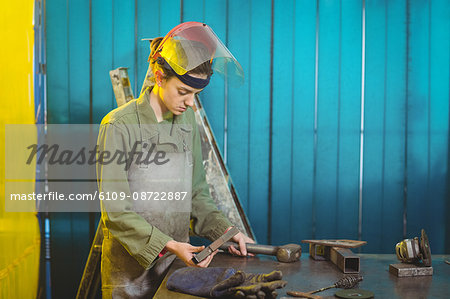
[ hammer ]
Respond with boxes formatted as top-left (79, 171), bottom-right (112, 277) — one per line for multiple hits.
top-left (220, 242), bottom-right (301, 263)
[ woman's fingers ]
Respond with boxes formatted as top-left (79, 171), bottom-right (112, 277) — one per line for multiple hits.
top-left (174, 243), bottom-right (206, 267)
top-left (182, 244), bottom-right (219, 268)
top-left (228, 244), bottom-right (243, 256)
top-left (229, 231), bottom-right (257, 256)
top-left (238, 237), bottom-right (248, 256)
top-left (191, 245), bottom-right (205, 253)
top-left (197, 249), bottom-right (217, 267)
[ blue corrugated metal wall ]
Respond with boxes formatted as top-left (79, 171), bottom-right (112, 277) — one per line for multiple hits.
top-left (45, 0), bottom-right (450, 296)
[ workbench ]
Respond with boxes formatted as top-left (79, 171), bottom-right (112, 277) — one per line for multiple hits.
top-left (154, 253), bottom-right (450, 298)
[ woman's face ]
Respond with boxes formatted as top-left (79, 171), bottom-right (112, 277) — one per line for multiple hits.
top-left (159, 74), bottom-right (206, 115)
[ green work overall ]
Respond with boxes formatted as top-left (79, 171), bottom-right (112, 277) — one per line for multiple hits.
top-left (97, 88), bottom-right (231, 298)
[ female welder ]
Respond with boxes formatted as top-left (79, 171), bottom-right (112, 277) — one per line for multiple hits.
top-left (97, 22), bottom-right (254, 298)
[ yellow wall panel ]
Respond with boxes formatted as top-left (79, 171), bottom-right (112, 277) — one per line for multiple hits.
top-left (0, 0), bottom-right (40, 298)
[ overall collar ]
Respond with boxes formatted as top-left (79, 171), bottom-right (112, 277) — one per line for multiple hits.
top-left (136, 87), bottom-right (192, 150)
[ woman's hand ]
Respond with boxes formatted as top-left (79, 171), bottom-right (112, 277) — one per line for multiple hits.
top-left (227, 227), bottom-right (256, 257)
top-left (165, 240), bottom-right (217, 267)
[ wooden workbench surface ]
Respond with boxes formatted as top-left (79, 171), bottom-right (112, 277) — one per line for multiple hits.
top-left (154, 252), bottom-right (450, 298)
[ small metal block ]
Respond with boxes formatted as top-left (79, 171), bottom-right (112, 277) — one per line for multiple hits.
top-left (389, 263), bottom-right (433, 277)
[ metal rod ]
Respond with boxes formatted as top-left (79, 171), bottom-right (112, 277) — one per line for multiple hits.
top-left (220, 242), bottom-right (278, 255)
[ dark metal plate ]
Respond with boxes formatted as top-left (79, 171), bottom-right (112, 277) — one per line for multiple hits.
top-left (420, 229), bottom-right (432, 267)
top-left (335, 289), bottom-right (374, 299)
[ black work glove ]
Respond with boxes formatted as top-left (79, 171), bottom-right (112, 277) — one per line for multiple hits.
top-left (212, 270), bottom-right (287, 298)
top-left (167, 267), bottom-right (287, 298)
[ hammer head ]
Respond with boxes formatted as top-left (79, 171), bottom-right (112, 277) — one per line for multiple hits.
top-left (276, 244), bottom-right (302, 263)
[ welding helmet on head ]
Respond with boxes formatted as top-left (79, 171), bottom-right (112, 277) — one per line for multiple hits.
top-left (149, 21), bottom-right (244, 88)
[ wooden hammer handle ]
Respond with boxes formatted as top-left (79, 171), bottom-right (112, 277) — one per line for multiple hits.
top-left (286, 291), bottom-right (323, 299)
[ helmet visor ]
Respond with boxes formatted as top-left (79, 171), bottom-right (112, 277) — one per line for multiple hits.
top-left (153, 22), bottom-right (244, 86)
